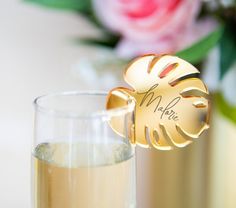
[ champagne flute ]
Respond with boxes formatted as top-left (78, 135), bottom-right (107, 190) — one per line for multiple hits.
top-left (32, 91), bottom-right (136, 208)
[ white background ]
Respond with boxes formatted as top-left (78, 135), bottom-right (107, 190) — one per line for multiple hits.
top-left (0, 1), bottom-right (100, 207)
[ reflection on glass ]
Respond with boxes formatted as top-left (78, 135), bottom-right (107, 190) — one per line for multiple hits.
top-left (32, 92), bottom-right (136, 208)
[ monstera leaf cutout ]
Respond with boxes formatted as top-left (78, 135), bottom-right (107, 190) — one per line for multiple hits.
top-left (106, 54), bottom-right (210, 150)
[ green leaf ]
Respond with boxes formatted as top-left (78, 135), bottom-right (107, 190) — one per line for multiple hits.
top-left (24, 0), bottom-right (92, 13)
top-left (215, 93), bottom-right (236, 124)
top-left (219, 21), bottom-right (236, 79)
top-left (76, 33), bottom-right (121, 48)
top-left (176, 25), bottom-right (224, 64)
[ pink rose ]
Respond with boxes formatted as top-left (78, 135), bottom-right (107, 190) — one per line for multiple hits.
top-left (93, 0), bottom-right (216, 58)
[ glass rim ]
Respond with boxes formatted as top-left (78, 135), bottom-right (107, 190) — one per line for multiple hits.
top-left (33, 91), bottom-right (135, 119)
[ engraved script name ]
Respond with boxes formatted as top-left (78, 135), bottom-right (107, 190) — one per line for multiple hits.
top-left (138, 84), bottom-right (181, 121)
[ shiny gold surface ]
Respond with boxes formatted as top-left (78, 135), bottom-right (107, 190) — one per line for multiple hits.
top-left (106, 54), bottom-right (210, 150)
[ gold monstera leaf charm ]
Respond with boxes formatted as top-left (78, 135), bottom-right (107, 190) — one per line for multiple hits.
top-left (106, 54), bottom-right (210, 150)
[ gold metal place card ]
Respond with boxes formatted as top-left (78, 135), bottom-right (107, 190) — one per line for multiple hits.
top-left (106, 54), bottom-right (210, 150)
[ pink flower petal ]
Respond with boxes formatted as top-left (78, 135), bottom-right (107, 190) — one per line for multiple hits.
top-left (176, 18), bottom-right (218, 51)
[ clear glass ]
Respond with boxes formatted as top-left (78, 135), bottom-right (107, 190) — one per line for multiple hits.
top-left (32, 91), bottom-right (136, 208)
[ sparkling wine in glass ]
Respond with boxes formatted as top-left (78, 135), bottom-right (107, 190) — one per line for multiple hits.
top-left (32, 92), bottom-right (136, 208)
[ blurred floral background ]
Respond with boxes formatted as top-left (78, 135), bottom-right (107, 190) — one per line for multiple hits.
top-left (0, 0), bottom-right (235, 207)
top-left (25, 0), bottom-right (236, 116)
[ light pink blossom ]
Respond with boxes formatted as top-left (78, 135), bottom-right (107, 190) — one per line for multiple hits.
top-left (93, 0), bottom-right (217, 58)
